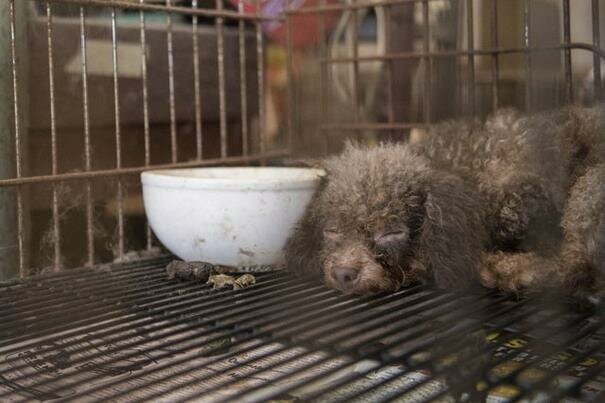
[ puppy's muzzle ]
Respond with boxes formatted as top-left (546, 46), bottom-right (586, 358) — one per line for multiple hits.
top-left (331, 266), bottom-right (359, 290)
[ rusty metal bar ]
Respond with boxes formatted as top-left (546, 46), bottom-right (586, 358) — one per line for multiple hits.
top-left (467, 0), bottom-right (475, 116)
top-left (42, 0), bottom-right (279, 21)
top-left (0, 150), bottom-right (290, 188)
top-left (320, 122), bottom-right (422, 131)
top-left (319, 44), bottom-right (605, 63)
top-left (288, 0), bottom-right (449, 14)
top-left (592, 0), bottom-right (602, 101)
top-left (351, 1), bottom-right (360, 123)
top-left (217, 0), bottom-right (228, 158)
top-left (358, 44), bottom-right (605, 60)
top-left (523, 0), bottom-right (533, 112)
top-left (110, 8), bottom-right (124, 260)
top-left (8, 0), bottom-right (26, 277)
top-left (46, 2), bottom-right (61, 272)
top-left (166, 0), bottom-right (177, 163)
top-left (385, 5), bottom-right (395, 129)
top-left (285, 0), bottom-right (294, 153)
top-left (563, 0), bottom-right (572, 103)
top-left (139, 0), bottom-right (152, 250)
top-left (238, 0), bottom-right (248, 156)
top-left (422, 0), bottom-right (431, 128)
top-left (491, 0), bottom-right (499, 110)
top-left (79, 6), bottom-right (94, 266)
top-left (192, 0), bottom-right (204, 159)
top-left (319, 0), bottom-right (329, 154)
top-left (256, 0), bottom-right (265, 152)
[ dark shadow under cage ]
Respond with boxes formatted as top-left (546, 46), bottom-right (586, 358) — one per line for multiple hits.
top-left (0, 0), bottom-right (604, 401)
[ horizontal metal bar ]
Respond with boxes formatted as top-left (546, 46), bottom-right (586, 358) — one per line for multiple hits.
top-left (45, 0), bottom-right (280, 21)
top-left (320, 122), bottom-right (423, 131)
top-left (320, 43), bottom-right (605, 64)
top-left (286, 0), bottom-right (444, 14)
top-left (0, 149), bottom-right (289, 187)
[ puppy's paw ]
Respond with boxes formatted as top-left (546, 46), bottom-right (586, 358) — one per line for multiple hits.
top-left (494, 180), bottom-right (559, 250)
top-left (480, 252), bottom-right (545, 292)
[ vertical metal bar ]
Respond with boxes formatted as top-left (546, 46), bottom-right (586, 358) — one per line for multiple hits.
top-left (351, 1), bottom-right (360, 123)
top-left (523, 0), bottom-right (532, 111)
top-left (8, 0), bottom-right (25, 277)
top-left (562, 0), bottom-right (572, 103)
top-left (285, 0), bottom-right (294, 153)
top-left (216, 0), bottom-right (228, 157)
top-left (422, 0), bottom-right (431, 129)
top-left (385, 5), bottom-right (395, 128)
top-left (466, 0), bottom-right (475, 116)
top-left (79, 6), bottom-right (94, 267)
top-left (166, 0), bottom-right (177, 163)
top-left (238, 0), bottom-right (248, 156)
top-left (319, 0), bottom-right (329, 154)
top-left (139, 1), bottom-right (152, 250)
top-left (192, 0), bottom-right (203, 159)
top-left (491, 0), bottom-right (499, 111)
top-left (111, 8), bottom-right (124, 260)
top-left (256, 0), bottom-right (265, 153)
top-left (592, 0), bottom-right (601, 101)
top-left (47, 1), bottom-right (61, 272)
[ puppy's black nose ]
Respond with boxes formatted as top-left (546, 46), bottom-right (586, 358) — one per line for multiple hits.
top-left (331, 267), bottom-right (359, 289)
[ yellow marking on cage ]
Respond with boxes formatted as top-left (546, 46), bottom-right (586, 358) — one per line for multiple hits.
top-left (580, 357), bottom-right (598, 366)
top-left (504, 338), bottom-right (527, 349)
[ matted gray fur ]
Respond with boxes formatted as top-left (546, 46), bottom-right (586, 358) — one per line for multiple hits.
top-left (285, 105), bottom-right (605, 297)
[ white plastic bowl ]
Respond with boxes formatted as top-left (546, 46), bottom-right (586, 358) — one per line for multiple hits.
top-left (141, 167), bottom-right (324, 266)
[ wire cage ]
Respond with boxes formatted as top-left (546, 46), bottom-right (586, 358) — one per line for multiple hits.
top-left (0, 0), bottom-right (604, 401)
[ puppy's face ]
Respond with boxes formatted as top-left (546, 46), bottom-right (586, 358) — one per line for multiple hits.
top-left (319, 197), bottom-right (426, 293)
top-left (286, 143), bottom-right (485, 294)
top-left (310, 146), bottom-right (431, 294)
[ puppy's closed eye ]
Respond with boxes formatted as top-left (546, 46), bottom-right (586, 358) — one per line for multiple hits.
top-left (323, 227), bottom-right (343, 242)
top-left (374, 229), bottom-right (409, 247)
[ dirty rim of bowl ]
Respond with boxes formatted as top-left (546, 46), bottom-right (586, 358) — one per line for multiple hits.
top-left (141, 167), bottom-right (325, 190)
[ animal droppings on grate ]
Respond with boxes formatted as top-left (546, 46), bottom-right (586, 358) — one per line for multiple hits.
top-left (166, 259), bottom-right (278, 282)
top-left (207, 273), bottom-right (257, 290)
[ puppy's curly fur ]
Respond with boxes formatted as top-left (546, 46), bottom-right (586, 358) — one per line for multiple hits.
top-left (286, 104), bottom-right (605, 295)
top-left (285, 144), bottom-right (487, 293)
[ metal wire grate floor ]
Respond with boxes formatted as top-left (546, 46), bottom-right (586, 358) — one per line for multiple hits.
top-left (1, 257), bottom-right (604, 402)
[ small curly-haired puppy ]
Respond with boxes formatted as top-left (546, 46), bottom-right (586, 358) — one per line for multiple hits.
top-left (285, 105), bottom-right (605, 295)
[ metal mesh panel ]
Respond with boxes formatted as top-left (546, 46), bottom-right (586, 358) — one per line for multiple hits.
top-left (0, 257), bottom-right (603, 401)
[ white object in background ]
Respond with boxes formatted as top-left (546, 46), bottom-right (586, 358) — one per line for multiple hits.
top-left (329, 0), bottom-right (387, 120)
top-left (141, 167), bottom-right (324, 266)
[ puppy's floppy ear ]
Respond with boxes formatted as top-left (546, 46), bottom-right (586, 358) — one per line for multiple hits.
top-left (284, 183), bottom-right (327, 277)
top-left (419, 171), bottom-right (487, 289)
